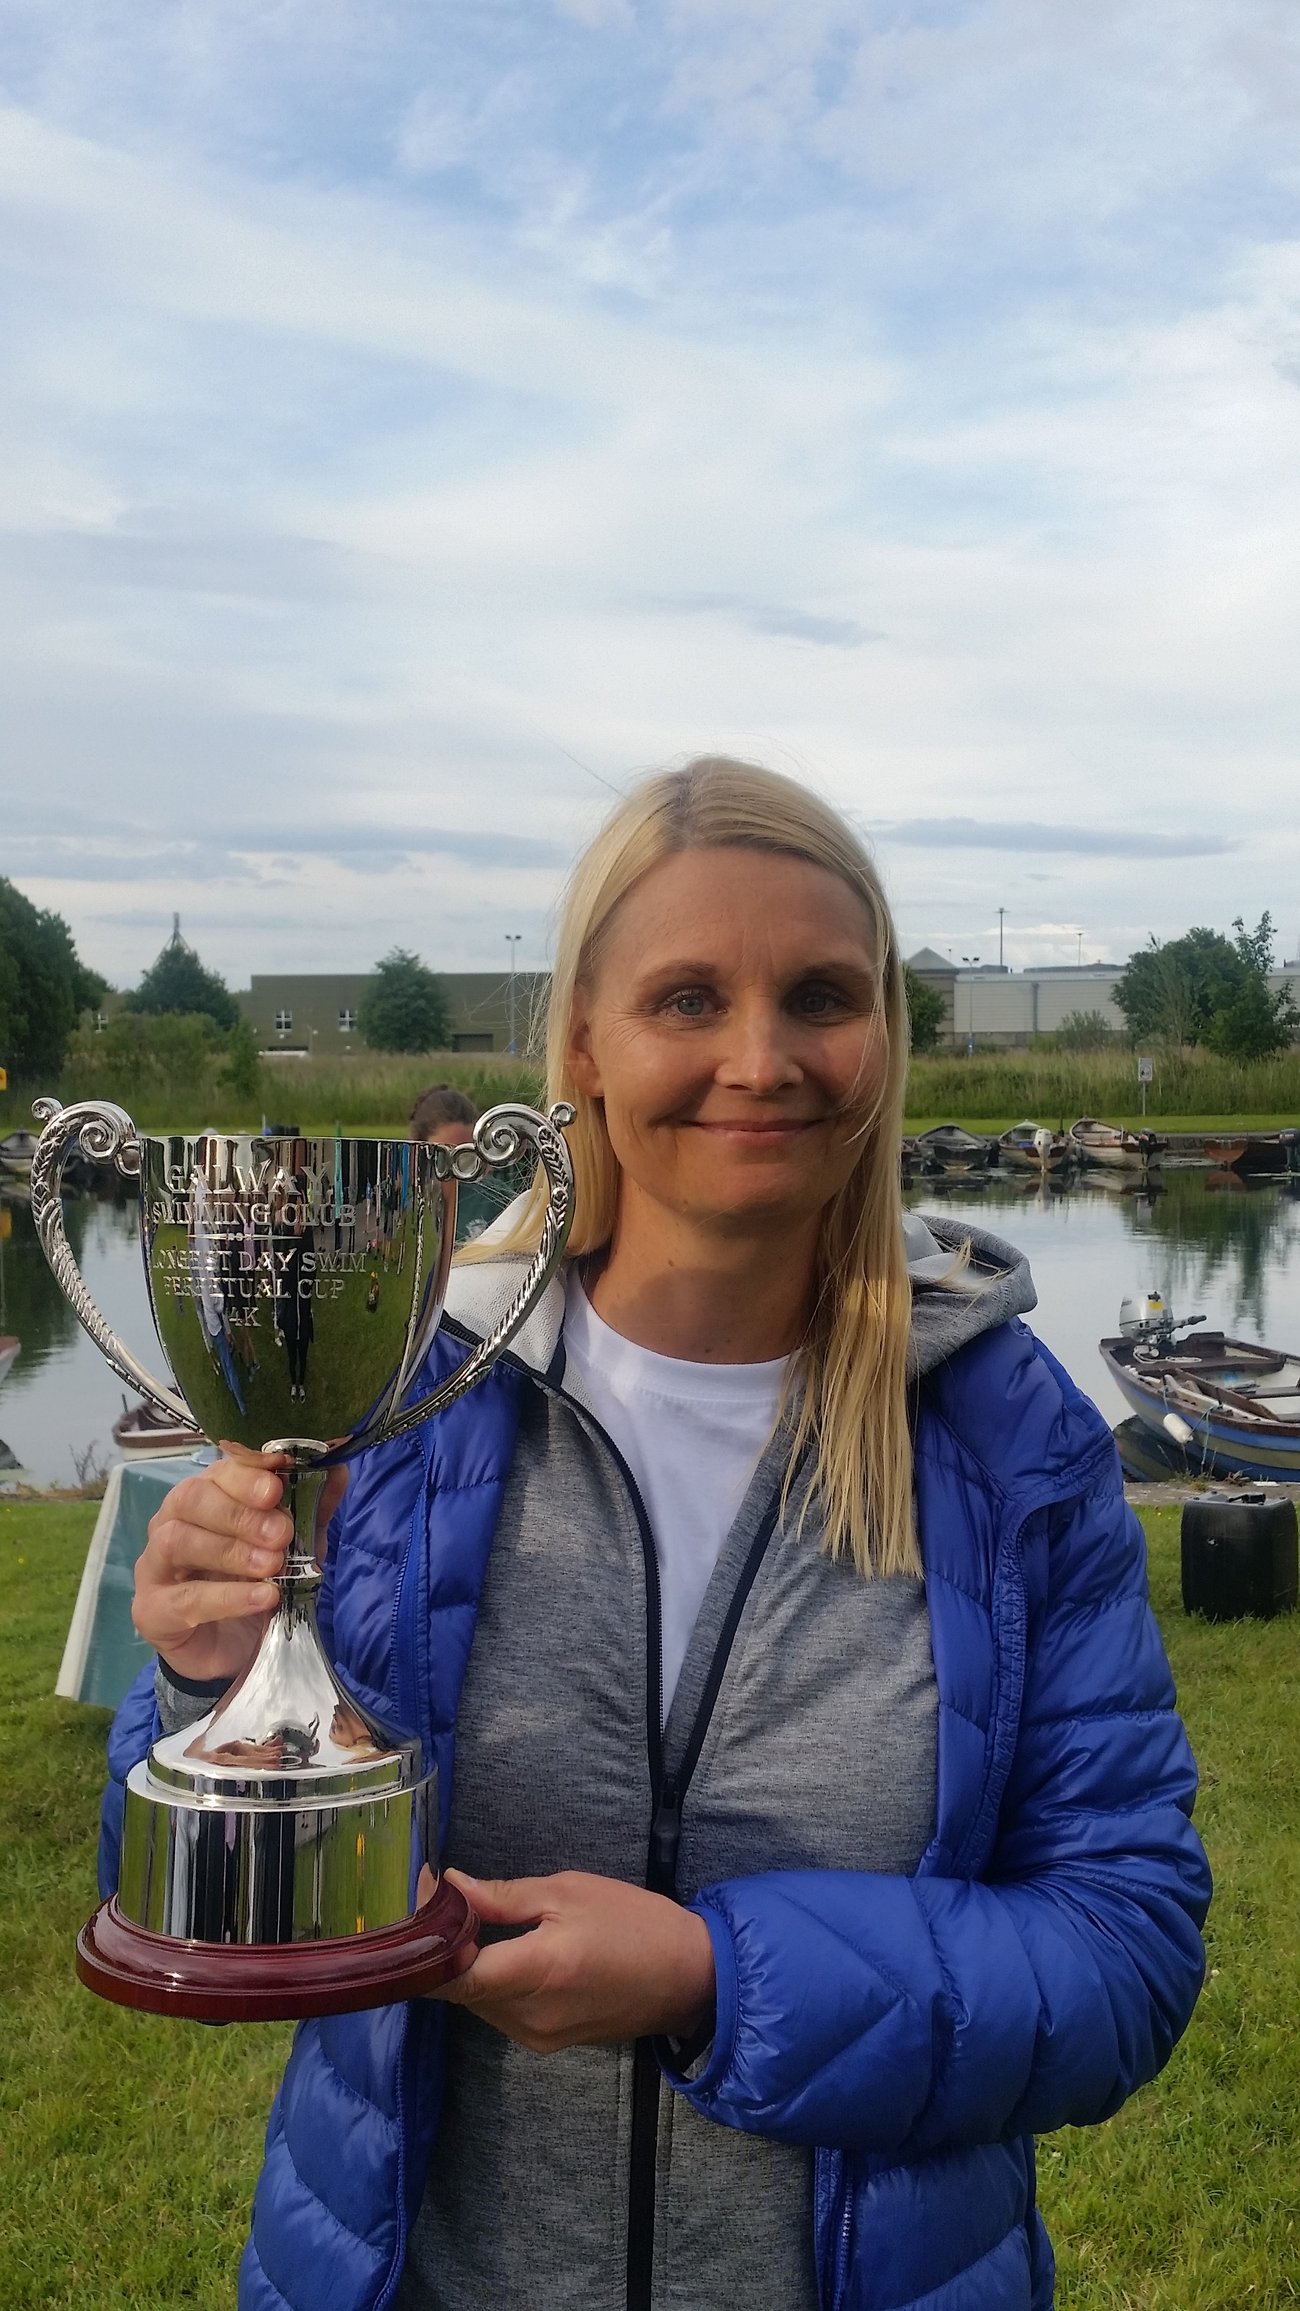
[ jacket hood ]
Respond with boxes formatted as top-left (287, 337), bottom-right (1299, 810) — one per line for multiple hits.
top-left (902, 1210), bottom-right (1037, 1377)
top-left (443, 1203), bottom-right (1037, 1384)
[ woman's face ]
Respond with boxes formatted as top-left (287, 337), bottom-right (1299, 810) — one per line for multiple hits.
top-left (567, 845), bottom-right (888, 1241)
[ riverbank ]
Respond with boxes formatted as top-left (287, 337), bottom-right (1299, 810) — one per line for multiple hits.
top-left (901, 1112), bottom-right (1300, 1134)
top-left (2, 1497), bottom-right (1296, 2308)
top-left (4, 1043), bottom-right (1299, 1142)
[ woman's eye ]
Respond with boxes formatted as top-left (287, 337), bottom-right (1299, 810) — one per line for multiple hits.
top-left (795, 982), bottom-right (849, 1016)
top-left (669, 989), bottom-right (711, 1018)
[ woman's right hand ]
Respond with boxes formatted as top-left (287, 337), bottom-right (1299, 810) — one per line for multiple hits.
top-left (132, 1455), bottom-right (343, 1686)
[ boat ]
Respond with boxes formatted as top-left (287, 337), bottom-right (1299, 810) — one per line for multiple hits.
top-left (1219, 1132), bottom-right (1300, 1173)
top-left (1069, 1116), bottom-right (1166, 1171)
top-left (112, 1395), bottom-right (204, 1458)
top-left (997, 1120), bottom-right (1071, 1173)
top-left (1200, 1135), bottom-right (1248, 1170)
top-left (911, 1124), bottom-right (998, 1175)
top-left (0, 1333), bottom-right (19, 1386)
top-left (1112, 1415), bottom-right (1216, 1484)
top-left (1099, 1305), bottom-right (1300, 1481)
top-left (0, 1130), bottom-right (38, 1177)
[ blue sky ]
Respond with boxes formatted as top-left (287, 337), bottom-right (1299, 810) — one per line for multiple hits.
top-left (3, 0), bottom-right (1299, 988)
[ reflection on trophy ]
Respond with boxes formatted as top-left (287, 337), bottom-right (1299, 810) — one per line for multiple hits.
top-left (29, 1096), bottom-right (573, 2021)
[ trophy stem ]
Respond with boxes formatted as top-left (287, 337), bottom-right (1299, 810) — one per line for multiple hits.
top-left (272, 1443), bottom-right (328, 1594)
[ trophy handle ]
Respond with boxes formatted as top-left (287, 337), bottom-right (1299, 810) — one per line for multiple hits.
top-left (29, 1097), bottom-right (192, 1425)
top-left (354, 1099), bottom-right (576, 1452)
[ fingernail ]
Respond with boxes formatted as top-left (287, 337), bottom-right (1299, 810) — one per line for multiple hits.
top-left (260, 1514), bottom-right (285, 1541)
top-left (255, 1476), bottom-right (279, 1504)
top-left (251, 1548), bottom-right (280, 1573)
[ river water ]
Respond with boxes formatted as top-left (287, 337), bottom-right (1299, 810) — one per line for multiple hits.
top-left (2, 1171), bottom-right (1300, 1487)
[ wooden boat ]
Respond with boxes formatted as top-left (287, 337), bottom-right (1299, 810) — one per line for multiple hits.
top-left (1099, 1327), bottom-right (1300, 1481)
top-left (1069, 1116), bottom-right (1166, 1171)
top-left (112, 1395), bottom-right (204, 1458)
top-left (997, 1120), bottom-right (1071, 1173)
top-left (0, 1130), bottom-right (38, 1177)
top-left (912, 1123), bottom-right (997, 1175)
top-left (1223, 1132), bottom-right (1298, 1176)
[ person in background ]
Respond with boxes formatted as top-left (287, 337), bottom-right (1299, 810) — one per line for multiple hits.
top-left (410, 1085), bottom-right (479, 1149)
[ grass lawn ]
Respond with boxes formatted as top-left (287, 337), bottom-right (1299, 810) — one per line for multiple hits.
top-left (3, 1501), bottom-right (1298, 2307)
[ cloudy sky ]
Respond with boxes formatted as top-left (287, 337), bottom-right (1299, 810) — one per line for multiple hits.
top-left (3, 0), bottom-right (1299, 991)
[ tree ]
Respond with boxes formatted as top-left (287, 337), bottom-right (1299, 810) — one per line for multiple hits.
top-left (127, 918), bottom-right (238, 1028)
top-left (0, 877), bottom-right (106, 1079)
top-left (1112, 927), bottom-right (1239, 1048)
top-left (1202, 915), bottom-right (1299, 1062)
top-left (359, 949), bottom-right (451, 1053)
top-left (1113, 914), bottom-right (1298, 1060)
top-left (902, 964), bottom-right (945, 1055)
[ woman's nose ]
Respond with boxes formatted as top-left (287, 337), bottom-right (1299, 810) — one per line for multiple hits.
top-left (717, 1005), bottom-right (802, 1092)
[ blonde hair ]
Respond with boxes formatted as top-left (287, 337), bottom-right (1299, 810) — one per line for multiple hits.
top-left (467, 756), bottom-right (919, 1578)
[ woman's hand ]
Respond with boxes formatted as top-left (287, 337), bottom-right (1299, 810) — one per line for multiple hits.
top-left (420, 1865), bottom-right (715, 2054)
top-left (132, 1452), bottom-right (346, 1685)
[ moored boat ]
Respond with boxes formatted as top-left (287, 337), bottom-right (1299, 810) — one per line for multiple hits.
top-left (997, 1120), bottom-right (1071, 1173)
top-left (912, 1123), bottom-right (997, 1175)
top-left (1200, 1135), bottom-right (1248, 1171)
top-left (0, 1130), bottom-right (38, 1177)
top-left (1070, 1116), bottom-right (1166, 1171)
top-left (1227, 1132), bottom-right (1299, 1176)
top-left (112, 1395), bottom-right (204, 1458)
top-left (1112, 1415), bottom-right (1215, 1483)
top-left (1100, 1318), bottom-right (1300, 1482)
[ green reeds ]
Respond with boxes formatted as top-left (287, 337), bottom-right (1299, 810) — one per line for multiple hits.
top-left (4, 1043), bottom-right (1298, 1140)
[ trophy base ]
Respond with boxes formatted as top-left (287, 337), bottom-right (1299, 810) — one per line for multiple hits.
top-left (76, 1879), bottom-right (478, 2022)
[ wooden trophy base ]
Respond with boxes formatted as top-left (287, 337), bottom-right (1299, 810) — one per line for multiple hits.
top-left (76, 1878), bottom-right (478, 2022)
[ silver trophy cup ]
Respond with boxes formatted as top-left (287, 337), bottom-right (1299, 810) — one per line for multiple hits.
top-left (30, 1095), bottom-right (574, 2020)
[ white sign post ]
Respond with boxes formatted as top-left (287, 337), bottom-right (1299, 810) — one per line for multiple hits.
top-left (1137, 1055), bottom-right (1154, 1118)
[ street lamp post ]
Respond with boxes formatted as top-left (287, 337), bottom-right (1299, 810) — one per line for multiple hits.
top-left (505, 935), bottom-right (521, 1055)
top-left (960, 956), bottom-right (981, 1054)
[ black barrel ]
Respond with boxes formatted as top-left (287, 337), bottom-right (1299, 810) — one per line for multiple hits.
top-left (1180, 1493), bottom-right (1298, 1621)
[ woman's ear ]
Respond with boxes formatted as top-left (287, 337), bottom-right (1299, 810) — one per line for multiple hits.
top-left (566, 998), bottom-right (604, 1100)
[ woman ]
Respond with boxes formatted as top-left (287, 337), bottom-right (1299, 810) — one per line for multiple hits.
top-left (113, 759), bottom-right (1209, 2311)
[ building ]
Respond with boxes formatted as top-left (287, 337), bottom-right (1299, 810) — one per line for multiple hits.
top-left (905, 953), bottom-right (1300, 1050)
top-left (235, 972), bottom-right (550, 1057)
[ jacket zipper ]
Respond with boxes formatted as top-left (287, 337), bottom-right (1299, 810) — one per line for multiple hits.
top-left (435, 1317), bottom-right (783, 2311)
top-left (628, 1497), bottom-right (782, 2311)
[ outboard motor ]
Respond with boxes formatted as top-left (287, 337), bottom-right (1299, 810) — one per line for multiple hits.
top-left (1117, 1292), bottom-right (1204, 1356)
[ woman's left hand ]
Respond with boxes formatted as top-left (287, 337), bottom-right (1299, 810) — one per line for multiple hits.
top-left (418, 1864), bottom-right (715, 2054)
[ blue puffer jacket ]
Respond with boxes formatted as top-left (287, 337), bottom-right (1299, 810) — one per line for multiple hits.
top-left (103, 1319), bottom-right (1209, 2311)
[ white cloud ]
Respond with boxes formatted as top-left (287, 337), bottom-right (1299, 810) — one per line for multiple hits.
top-left (1, 3), bottom-right (1299, 988)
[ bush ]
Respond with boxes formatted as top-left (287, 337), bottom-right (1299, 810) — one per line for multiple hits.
top-left (1055, 1010), bottom-right (1120, 1053)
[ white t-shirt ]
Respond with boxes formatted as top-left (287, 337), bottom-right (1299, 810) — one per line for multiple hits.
top-left (562, 1270), bottom-right (790, 1720)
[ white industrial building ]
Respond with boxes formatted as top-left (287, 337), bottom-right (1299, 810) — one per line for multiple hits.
top-left (905, 951), bottom-right (1300, 1050)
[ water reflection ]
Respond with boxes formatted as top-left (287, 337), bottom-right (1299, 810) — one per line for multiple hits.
top-left (2, 1168), bottom-right (1298, 1482)
top-left (906, 1170), bottom-right (1300, 1428)
top-left (1127, 1173), bottom-right (1300, 1336)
